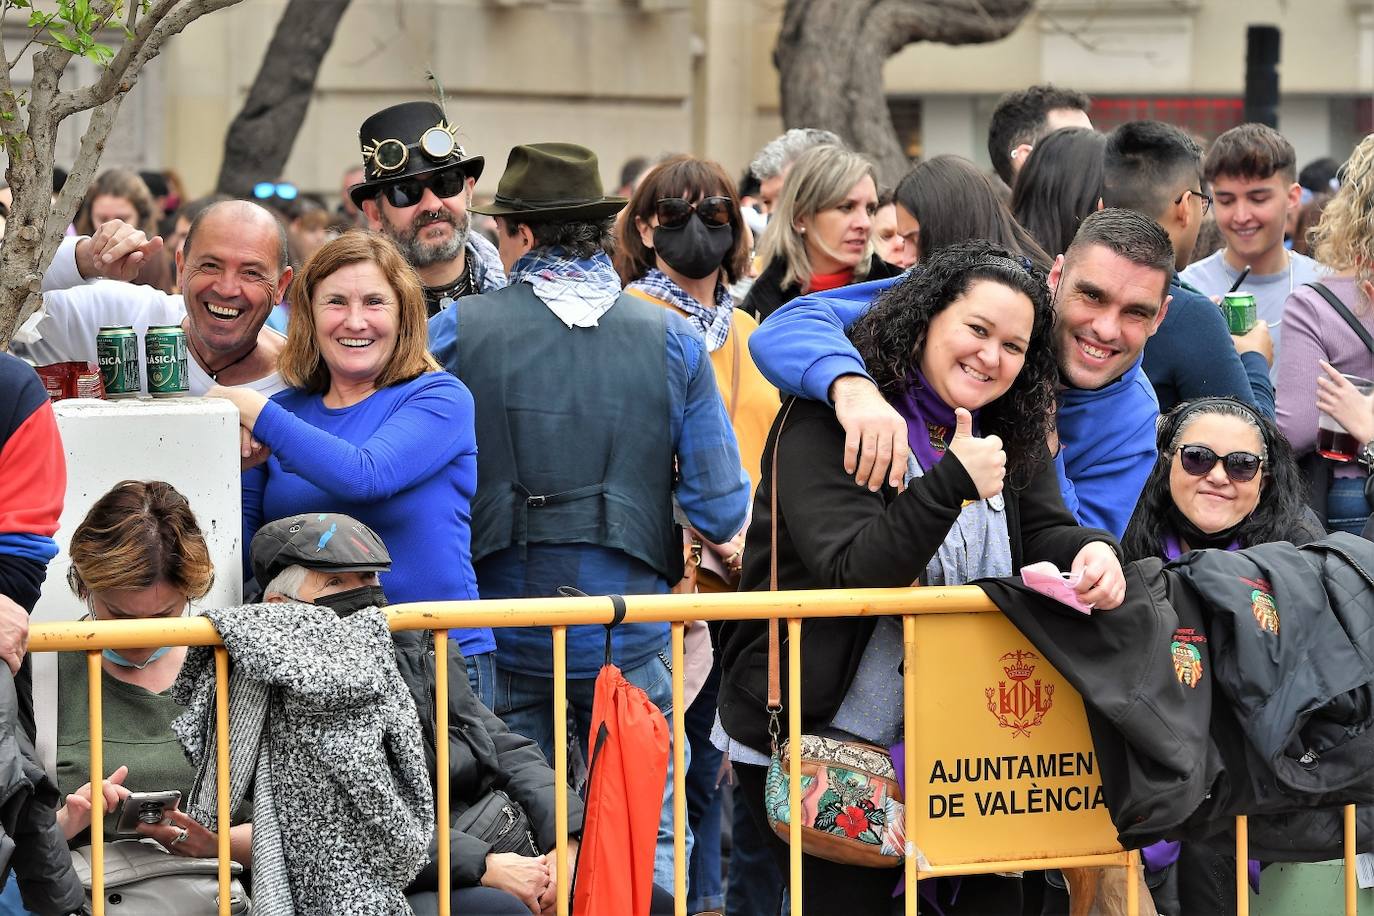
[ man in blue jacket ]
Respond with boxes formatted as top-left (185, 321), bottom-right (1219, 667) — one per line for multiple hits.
top-left (748, 208), bottom-right (1173, 538)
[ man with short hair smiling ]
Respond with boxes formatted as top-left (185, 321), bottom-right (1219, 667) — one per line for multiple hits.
top-left (1181, 123), bottom-right (1326, 373)
top-left (350, 101), bottom-right (506, 315)
top-left (14, 200), bottom-right (292, 396)
top-left (747, 208), bottom-right (1174, 538)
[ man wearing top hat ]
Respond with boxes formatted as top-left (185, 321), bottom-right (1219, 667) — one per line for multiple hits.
top-left (428, 142), bottom-right (750, 889)
top-left (350, 101), bottom-right (507, 316)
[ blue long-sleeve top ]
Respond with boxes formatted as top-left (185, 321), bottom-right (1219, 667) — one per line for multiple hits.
top-left (242, 371), bottom-right (493, 658)
top-left (748, 277), bottom-right (1159, 538)
top-left (429, 305), bottom-right (750, 677)
top-left (1142, 275), bottom-right (1275, 418)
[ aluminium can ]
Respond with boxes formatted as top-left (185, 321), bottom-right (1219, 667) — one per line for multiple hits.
top-left (96, 326), bottom-right (140, 398)
top-left (145, 325), bottom-right (189, 397)
top-left (1222, 292), bottom-right (1257, 335)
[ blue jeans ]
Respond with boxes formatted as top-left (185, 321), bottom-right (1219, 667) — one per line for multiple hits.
top-left (465, 649), bottom-right (496, 711)
top-left (685, 664), bottom-right (724, 913)
top-left (1328, 475), bottom-right (1371, 536)
top-left (492, 652), bottom-right (692, 892)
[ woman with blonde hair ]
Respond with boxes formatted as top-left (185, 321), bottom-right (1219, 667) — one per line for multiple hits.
top-left (53, 480), bottom-right (253, 861)
top-left (742, 144), bottom-right (903, 321)
top-left (207, 230), bottom-right (494, 700)
top-left (1276, 133), bottom-right (1374, 534)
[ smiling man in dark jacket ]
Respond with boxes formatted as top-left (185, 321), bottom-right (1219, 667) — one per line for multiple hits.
top-left (254, 513), bottom-right (583, 916)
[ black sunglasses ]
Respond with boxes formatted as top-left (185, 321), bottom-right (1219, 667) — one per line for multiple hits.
top-left (1176, 444), bottom-right (1264, 483)
top-left (379, 168), bottom-right (469, 208)
top-left (654, 196), bottom-right (732, 230)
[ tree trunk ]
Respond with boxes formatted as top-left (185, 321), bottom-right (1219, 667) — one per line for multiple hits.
top-left (215, 0), bottom-right (352, 197)
top-left (775, 0), bottom-right (1033, 186)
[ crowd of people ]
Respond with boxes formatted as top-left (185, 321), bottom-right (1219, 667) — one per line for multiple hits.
top-left (2, 82), bottom-right (1374, 916)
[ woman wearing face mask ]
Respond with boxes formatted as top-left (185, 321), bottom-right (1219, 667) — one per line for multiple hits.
top-left (206, 231), bottom-right (494, 706)
top-left (1120, 397), bottom-right (1321, 916)
top-left (742, 144), bottom-right (904, 322)
top-left (53, 480), bottom-right (254, 863)
top-left (616, 154), bottom-right (781, 916)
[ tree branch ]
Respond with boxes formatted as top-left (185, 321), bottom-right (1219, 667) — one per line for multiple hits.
top-left (41, 93), bottom-right (125, 265)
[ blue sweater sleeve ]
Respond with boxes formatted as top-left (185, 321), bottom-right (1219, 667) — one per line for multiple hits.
top-left (668, 326), bottom-right (751, 544)
top-left (747, 275), bottom-right (902, 403)
top-left (252, 374), bottom-right (478, 504)
top-left (240, 463), bottom-right (268, 583)
top-left (1240, 351), bottom-right (1276, 420)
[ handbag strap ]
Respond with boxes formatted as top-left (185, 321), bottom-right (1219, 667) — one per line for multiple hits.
top-left (765, 398), bottom-right (798, 750)
top-left (728, 324), bottom-right (742, 424)
top-left (1307, 282), bottom-right (1374, 354)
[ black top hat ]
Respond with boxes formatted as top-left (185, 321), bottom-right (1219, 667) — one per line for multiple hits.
top-left (250, 513), bottom-right (392, 589)
top-left (348, 101), bottom-right (484, 207)
top-left (471, 143), bottom-right (626, 222)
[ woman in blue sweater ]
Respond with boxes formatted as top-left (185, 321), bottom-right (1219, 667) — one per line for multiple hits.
top-left (209, 231), bottom-right (493, 702)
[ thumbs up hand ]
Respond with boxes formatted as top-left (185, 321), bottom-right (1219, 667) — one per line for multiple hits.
top-left (945, 408), bottom-right (1006, 499)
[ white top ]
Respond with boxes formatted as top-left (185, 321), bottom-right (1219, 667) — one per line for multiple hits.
top-left (13, 236), bottom-right (287, 397)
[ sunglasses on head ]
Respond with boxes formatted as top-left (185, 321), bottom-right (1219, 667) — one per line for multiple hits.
top-left (654, 196), bottom-right (732, 230)
top-left (379, 168), bottom-right (469, 208)
top-left (1176, 444), bottom-right (1264, 483)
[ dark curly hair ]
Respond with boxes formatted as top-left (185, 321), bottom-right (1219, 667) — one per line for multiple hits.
top-left (848, 239), bottom-right (1057, 487)
top-left (1121, 397), bottom-right (1310, 562)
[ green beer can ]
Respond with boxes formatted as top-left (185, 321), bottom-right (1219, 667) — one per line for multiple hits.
top-left (145, 325), bottom-right (189, 397)
top-left (96, 326), bottom-right (140, 398)
top-left (1222, 292), bottom-right (1257, 335)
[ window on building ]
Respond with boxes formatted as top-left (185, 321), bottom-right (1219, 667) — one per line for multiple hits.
top-left (1089, 97), bottom-right (1244, 145)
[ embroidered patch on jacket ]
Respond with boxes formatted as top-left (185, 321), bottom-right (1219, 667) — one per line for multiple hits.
top-left (1240, 576), bottom-right (1279, 634)
top-left (1170, 627), bottom-right (1206, 688)
top-left (926, 422), bottom-right (948, 454)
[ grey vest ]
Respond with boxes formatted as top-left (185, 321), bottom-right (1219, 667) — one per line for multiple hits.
top-left (457, 283), bottom-right (680, 579)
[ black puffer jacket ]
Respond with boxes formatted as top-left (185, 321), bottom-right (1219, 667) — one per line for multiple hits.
top-left (393, 631), bottom-right (585, 890)
top-left (0, 665), bottom-right (84, 915)
top-left (982, 534), bottom-right (1374, 851)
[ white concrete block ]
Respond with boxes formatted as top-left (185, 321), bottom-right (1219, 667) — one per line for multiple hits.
top-left (34, 396), bottom-right (242, 625)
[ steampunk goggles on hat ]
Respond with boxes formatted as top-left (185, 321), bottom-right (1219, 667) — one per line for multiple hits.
top-left (361, 119), bottom-right (463, 179)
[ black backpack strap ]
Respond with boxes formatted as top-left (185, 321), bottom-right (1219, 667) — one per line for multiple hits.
top-left (1306, 282), bottom-right (1374, 354)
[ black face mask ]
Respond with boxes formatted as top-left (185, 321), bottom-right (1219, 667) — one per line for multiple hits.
top-left (652, 217), bottom-right (734, 280)
top-left (1167, 502), bottom-right (1247, 550)
top-left (313, 584), bottom-right (388, 618)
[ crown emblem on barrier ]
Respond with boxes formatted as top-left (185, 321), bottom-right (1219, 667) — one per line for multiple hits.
top-left (1001, 650), bottom-right (1037, 681)
top-left (986, 649), bottom-right (1053, 738)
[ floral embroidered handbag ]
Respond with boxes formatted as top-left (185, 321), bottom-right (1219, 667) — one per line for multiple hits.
top-left (759, 400), bottom-right (906, 868)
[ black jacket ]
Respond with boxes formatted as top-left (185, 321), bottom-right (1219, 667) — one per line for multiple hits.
top-left (982, 534), bottom-right (1374, 851)
top-left (394, 632), bottom-right (585, 890)
top-left (718, 396), bottom-right (1117, 755)
top-left (741, 254), bottom-right (904, 322)
top-left (0, 666), bottom-right (83, 915)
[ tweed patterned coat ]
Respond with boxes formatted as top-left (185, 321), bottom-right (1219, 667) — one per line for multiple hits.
top-left (172, 603), bottom-right (433, 915)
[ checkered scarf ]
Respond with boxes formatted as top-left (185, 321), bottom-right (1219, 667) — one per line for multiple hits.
top-left (627, 268), bottom-right (735, 351)
top-left (509, 248), bottom-right (622, 328)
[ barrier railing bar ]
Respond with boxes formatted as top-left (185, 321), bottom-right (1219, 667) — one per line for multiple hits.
top-left (671, 622), bottom-right (687, 916)
top-left (554, 625), bottom-right (569, 916)
top-left (916, 853), bottom-right (1130, 877)
top-left (903, 614), bottom-right (918, 916)
top-left (435, 629), bottom-right (451, 916)
top-left (787, 617), bottom-right (803, 915)
top-left (88, 650), bottom-right (105, 916)
top-left (1345, 804), bottom-right (1357, 916)
top-left (215, 647), bottom-right (232, 916)
top-left (1236, 815), bottom-right (1248, 916)
top-left (1126, 849), bottom-right (1139, 912)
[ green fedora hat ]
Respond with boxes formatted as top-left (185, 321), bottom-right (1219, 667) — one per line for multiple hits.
top-left (472, 142), bottom-right (626, 222)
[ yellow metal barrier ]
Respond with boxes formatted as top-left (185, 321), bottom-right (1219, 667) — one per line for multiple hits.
top-left (26, 585), bottom-right (1358, 916)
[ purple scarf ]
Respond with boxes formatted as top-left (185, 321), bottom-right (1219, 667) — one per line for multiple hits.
top-left (1161, 534), bottom-right (1242, 561)
top-left (893, 369), bottom-right (977, 472)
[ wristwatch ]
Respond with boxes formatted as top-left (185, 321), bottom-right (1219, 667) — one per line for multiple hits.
top-left (1358, 440), bottom-right (1374, 470)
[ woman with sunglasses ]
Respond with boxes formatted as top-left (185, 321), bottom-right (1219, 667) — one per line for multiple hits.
top-left (1120, 397), bottom-right (1319, 915)
top-left (742, 144), bottom-right (904, 322)
top-left (52, 481), bottom-right (254, 863)
top-left (616, 155), bottom-right (780, 915)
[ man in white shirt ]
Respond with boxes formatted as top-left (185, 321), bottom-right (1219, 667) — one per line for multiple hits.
top-left (1180, 123), bottom-right (1325, 378)
top-left (14, 200), bottom-right (292, 396)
